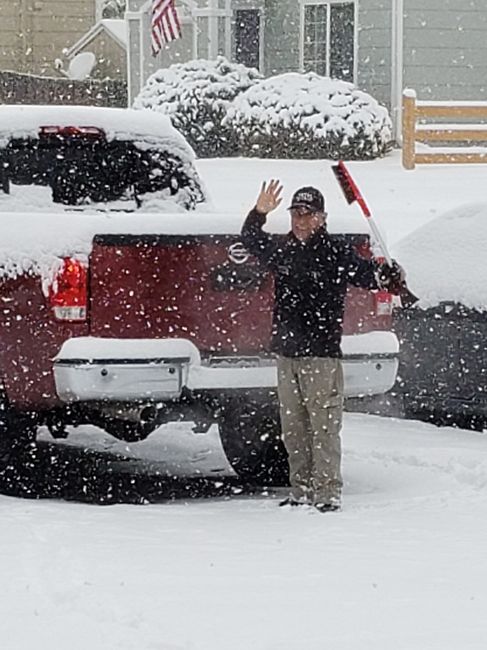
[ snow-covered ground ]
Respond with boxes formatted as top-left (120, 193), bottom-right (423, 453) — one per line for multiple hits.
top-left (3, 414), bottom-right (487, 650)
top-left (3, 153), bottom-right (487, 649)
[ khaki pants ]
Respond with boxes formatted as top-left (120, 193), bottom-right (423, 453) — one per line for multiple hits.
top-left (277, 356), bottom-right (344, 504)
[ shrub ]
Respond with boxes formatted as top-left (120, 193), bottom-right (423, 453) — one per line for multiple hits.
top-left (133, 56), bottom-right (263, 158)
top-left (225, 72), bottom-right (393, 160)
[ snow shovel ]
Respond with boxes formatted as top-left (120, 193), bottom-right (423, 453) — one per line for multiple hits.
top-left (332, 161), bottom-right (418, 308)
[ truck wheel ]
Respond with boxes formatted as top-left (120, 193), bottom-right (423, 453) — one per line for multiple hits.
top-left (0, 404), bottom-right (37, 473)
top-left (0, 429), bottom-right (15, 472)
top-left (219, 399), bottom-right (289, 486)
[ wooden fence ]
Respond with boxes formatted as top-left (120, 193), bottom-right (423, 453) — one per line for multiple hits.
top-left (402, 89), bottom-right (487, 170)
top-left (0, 71), bottom-right (127, 108)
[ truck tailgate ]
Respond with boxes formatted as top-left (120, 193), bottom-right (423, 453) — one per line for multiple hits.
top-left (89, 233), bottom-right (389, 357)
top-left (89, 234), bottom-right (274, 355)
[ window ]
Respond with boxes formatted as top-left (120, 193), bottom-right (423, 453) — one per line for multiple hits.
top-left (2, 131), bottom-right (204, 210)
top-left (235, 9), bottom-right (261, 70)
top-left (301, 1), bottom-right (355, 82)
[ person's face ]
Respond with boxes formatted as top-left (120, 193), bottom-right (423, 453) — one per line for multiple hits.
top-left (290, 207), bottom-right (325, 241)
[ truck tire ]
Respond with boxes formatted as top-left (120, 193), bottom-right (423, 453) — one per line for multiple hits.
top-left (0, 402), bottom-right (37, 473)
top-left (0, 429), bottom-right (15, 472)
top-left (219, 398), bottom-right (289, 486)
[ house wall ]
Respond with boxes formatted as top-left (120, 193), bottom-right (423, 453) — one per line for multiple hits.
top-left (403, 0), bottom-right (487, 100)
top-left (75, 33), bottom-right (127, 81)
top-left (0, 0), bottom-right (96, 76)
top-left (357, 0), bottom-right (392, 108)
top-left (263, 0), bottom-right (300, 76)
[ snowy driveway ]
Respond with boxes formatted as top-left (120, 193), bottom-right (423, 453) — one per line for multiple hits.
top-left (2, 413), bottom-right (487, 650)
top-left (2, 153), bottom-right (487, 648)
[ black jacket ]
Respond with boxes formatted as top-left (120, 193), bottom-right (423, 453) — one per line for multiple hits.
top-left (241, 209), bottom-right (379, 358)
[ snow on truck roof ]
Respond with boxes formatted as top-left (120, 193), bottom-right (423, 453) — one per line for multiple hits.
top-left (0, 104), bottom-right (194, 160)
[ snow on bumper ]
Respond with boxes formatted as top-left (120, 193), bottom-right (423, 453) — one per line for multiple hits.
top-left (53, 332), bottom-right (399, 403)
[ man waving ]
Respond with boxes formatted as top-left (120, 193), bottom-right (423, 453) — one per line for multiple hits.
top-left (241, 180), bottom-right (401, 512)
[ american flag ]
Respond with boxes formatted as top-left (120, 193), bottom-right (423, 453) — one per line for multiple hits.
top-left (151, 0), bottom-right (182, 56)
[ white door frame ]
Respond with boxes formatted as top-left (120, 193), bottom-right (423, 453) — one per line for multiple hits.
top-left (391, 0), bottom-right (404, 143)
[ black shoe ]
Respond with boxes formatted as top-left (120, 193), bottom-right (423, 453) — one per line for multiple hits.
top-left (279, 497), bottom-right (306, 507)
top-left (314, 502), bottom-right (341, 513)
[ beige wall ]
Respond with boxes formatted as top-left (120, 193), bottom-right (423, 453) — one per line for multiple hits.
top-left (0, 0), bottom-right (95, 76)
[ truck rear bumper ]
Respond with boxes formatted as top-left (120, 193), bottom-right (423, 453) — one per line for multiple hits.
top-left (53, 332), bottom-right (399, 403)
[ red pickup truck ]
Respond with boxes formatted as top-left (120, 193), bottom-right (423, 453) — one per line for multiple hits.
top-left (0, 105), bottom-right (399, 484)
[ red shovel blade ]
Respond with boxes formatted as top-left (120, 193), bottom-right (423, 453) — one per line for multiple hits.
top-left (331, 161), bottom-right (356, 205)
top-left (331, 161), bottom-right (371, 217)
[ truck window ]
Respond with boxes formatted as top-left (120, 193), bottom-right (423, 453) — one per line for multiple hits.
top-left (0, 128), bottom-right (204, 210)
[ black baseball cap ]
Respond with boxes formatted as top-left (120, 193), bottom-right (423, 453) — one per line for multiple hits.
top-left (288, 186), bottom-right (325, 213)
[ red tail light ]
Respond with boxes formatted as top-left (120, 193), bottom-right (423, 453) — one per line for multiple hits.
top-left (50, 258), bottom-right (88, 322)
top-left (39, 125), bottom-right (105, 139)
top-left (374, 290), bottom-right (393, 317)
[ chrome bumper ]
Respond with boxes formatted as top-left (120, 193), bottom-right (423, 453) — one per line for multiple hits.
top-left (53, 338), bottom-right (197, 402)
top-left (53, 333), bottom-right (399, 403)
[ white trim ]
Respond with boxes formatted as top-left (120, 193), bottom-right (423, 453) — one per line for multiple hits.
top-left (259, 8), bottom-right (265, 73)
top-left (225, 0), bottom-right (232, 60)
top-left (391, 0), bottom-right (404, 143)
top-left (138, 0), bottom-right (197, 13)
top-left (353, 0), bottom-right (359, 84)
top-left (95, 0), bottom-right (104, 22)
top-left (127, 16), bottom-right (139, 106)
top-left (197, 8), bottom-right (231, 17)
top-left (299, 0), bottom-right (358, 83)
top-left (325, 5), bottom-right (331, 76)
top-left (193, 9), bottom-right (199, 58)
top-left (139, 11), bottom-right (145, 101)
top-left (299, 4), bottom-right (305, 72)
top-left (208, 0), bottom-right (219, 59)
top-left (136, 0), bottom-right (228, 18)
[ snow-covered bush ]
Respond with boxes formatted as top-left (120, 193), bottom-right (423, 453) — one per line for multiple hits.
top-left (226, 73), bottom-right (392, 160)
top-left (133, 56), bottom-right (263, 158)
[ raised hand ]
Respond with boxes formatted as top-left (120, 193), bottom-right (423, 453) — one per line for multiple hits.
top-left (255, 179), bottom-right (283, 215)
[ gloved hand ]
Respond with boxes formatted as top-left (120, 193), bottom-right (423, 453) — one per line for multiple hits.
top-left (377, 260), bottom-right (406, 293)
